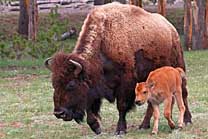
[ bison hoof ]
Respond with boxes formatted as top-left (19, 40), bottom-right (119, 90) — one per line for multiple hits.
top-left (184, 115), bottom-right (192, 125)
top-left (139, 124), bottom-right (150, 130)
top-left (184, 120), bottom-right (192, 125)
top-left (115, 130), bottom-right (126, 135)
top-left (94, 127), bottom-right (101, 135)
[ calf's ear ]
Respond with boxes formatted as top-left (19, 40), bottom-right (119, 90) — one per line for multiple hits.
top-left (44, 57), bottom-right (53, 71)
top-left (148, 81), bottom-right (155, 89)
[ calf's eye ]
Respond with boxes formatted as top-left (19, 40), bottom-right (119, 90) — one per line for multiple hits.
top-left (143, 91), bottom-right (147, 94)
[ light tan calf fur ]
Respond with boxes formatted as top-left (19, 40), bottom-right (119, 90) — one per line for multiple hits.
top-left (135, 66), bottom-right (186, 134)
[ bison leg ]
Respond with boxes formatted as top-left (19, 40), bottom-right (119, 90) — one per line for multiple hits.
top-left (87, 99), bottom-right (102, 135)
top-left (182, 80), bottom-right (192, 124)
top-left (139, 101), bottom-right (153, 129)
top-left (116, 98), bottom-right (127, 135)
top-left (115, 80), bottom-right (136, 135)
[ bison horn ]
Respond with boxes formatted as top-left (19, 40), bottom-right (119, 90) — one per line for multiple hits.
top-left (44, 57), bottom-right (53, 71)
top-left (69, 60), bottom-right (82, 76)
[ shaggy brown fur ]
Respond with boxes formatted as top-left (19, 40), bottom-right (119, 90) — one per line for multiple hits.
top-left (45, 3), bottom-right (192, 135)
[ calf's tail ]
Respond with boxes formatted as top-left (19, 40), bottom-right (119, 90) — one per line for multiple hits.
top-left (176, 67), bottom-right (186, 80)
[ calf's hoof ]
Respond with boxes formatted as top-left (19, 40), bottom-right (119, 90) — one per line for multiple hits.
top-left (177, 125), bottom-right (183, 130)
top-left (169, 122), bottom-right (176, 129)
top-left (151, 130), bottom-right (158, 135)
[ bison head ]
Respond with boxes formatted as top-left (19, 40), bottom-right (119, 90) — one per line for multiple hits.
top-left (45, 53), bottom-right (89, 124)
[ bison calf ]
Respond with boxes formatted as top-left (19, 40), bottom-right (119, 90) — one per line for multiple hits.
top-left (135, 66), bottom-right (186, 134)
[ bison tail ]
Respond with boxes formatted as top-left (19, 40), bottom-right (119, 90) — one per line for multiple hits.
top-left (176, 67), bottom-right (186, 80)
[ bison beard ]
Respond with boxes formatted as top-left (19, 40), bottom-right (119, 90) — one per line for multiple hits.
top-left (45, 3), bottom-right (192, 135)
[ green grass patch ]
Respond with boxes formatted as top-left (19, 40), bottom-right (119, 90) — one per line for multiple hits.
top-left (0, 58), bottom-right (49, 78)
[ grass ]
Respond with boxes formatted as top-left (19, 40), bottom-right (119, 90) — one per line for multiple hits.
top-left (0, 59), bottom-right (49, 78)
top-left (0, 50), bottom-right (208, 139)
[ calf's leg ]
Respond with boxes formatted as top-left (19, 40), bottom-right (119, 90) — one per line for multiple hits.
top-left (175, 88), bottom-right (186, 128)
top-left (164, 97), bottom-right (175, 129)
top-left (171, 96), bottom-right (175, 119)
top-left (152, 105), bottom-right (160, 134)
top-left (140, 97), bottom-right (175, 130)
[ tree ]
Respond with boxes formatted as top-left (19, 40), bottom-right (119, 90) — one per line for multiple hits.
top-left (94, 0), bottom-right (126, 5)
top-left (28, 0), bottom-right (38, 40)
top-left (158, 0), bottom-right (166, 16)
top-left (94, 0), bottom-right (105, 5)
top-left (138, 0), bottom-right (142, 7)
top-left (113, 0), bottom-right (126, 4)
top-left (184, 0), bottom-right (192, 50)
top-left (18, 0), bottom-right (38, 40)
top-left (18, 0), bottom-right (30, 36)
top-left (129, 0), bottom-right (142, 7)
top-left (129, 0), bottom-right (134, 5)
top-left (204, 0), bottom-right (208, 49)
top-left (192, 0), bottom-right (206, 50)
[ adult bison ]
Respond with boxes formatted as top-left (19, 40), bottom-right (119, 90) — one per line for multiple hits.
top-left (45, 3), bottom-right (192, 135)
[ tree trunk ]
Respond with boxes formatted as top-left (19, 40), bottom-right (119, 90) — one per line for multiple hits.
top-left (138, 0), bottom-right (142, 7)
top-left (94, 0), bottom-right (105, 5)
top-left (184, 0), bottom-right (192, 50)
top-left (28, 0), bottom-right (38, 40)
top-left (129, 0), bottom-right (141, 7)
top-left (113, 0), bottom-right (126, 4)
top-left (18, 0), bottom-right (29, 36)
top-left (158, 0), bottom-right (166, 16)
top-left (129, 0), bottom-right (134, 5)
top-left (192, 0), bottom-right (206, 50)
top-left (204, 0), bottom-right (208, 49)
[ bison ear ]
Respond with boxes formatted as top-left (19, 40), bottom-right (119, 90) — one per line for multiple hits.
top-left (44, 57), bottom-right (53, 71)
top-left (69, 60), bottom-right (83, 77)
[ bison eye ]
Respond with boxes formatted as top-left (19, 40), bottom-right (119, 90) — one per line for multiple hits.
top-left (66, 80), bottom-right (77, 91)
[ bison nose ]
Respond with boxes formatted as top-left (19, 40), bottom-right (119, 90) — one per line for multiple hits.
top-left (54, 110), bottom-right (65, 119)
top-left (135, 100), bottom-right (142, 106)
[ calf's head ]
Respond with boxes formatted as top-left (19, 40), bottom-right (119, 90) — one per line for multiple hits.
top-left (135, 82), bottom-right (154, 106)
top-left (45, 53), bottom-right (89, 124)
